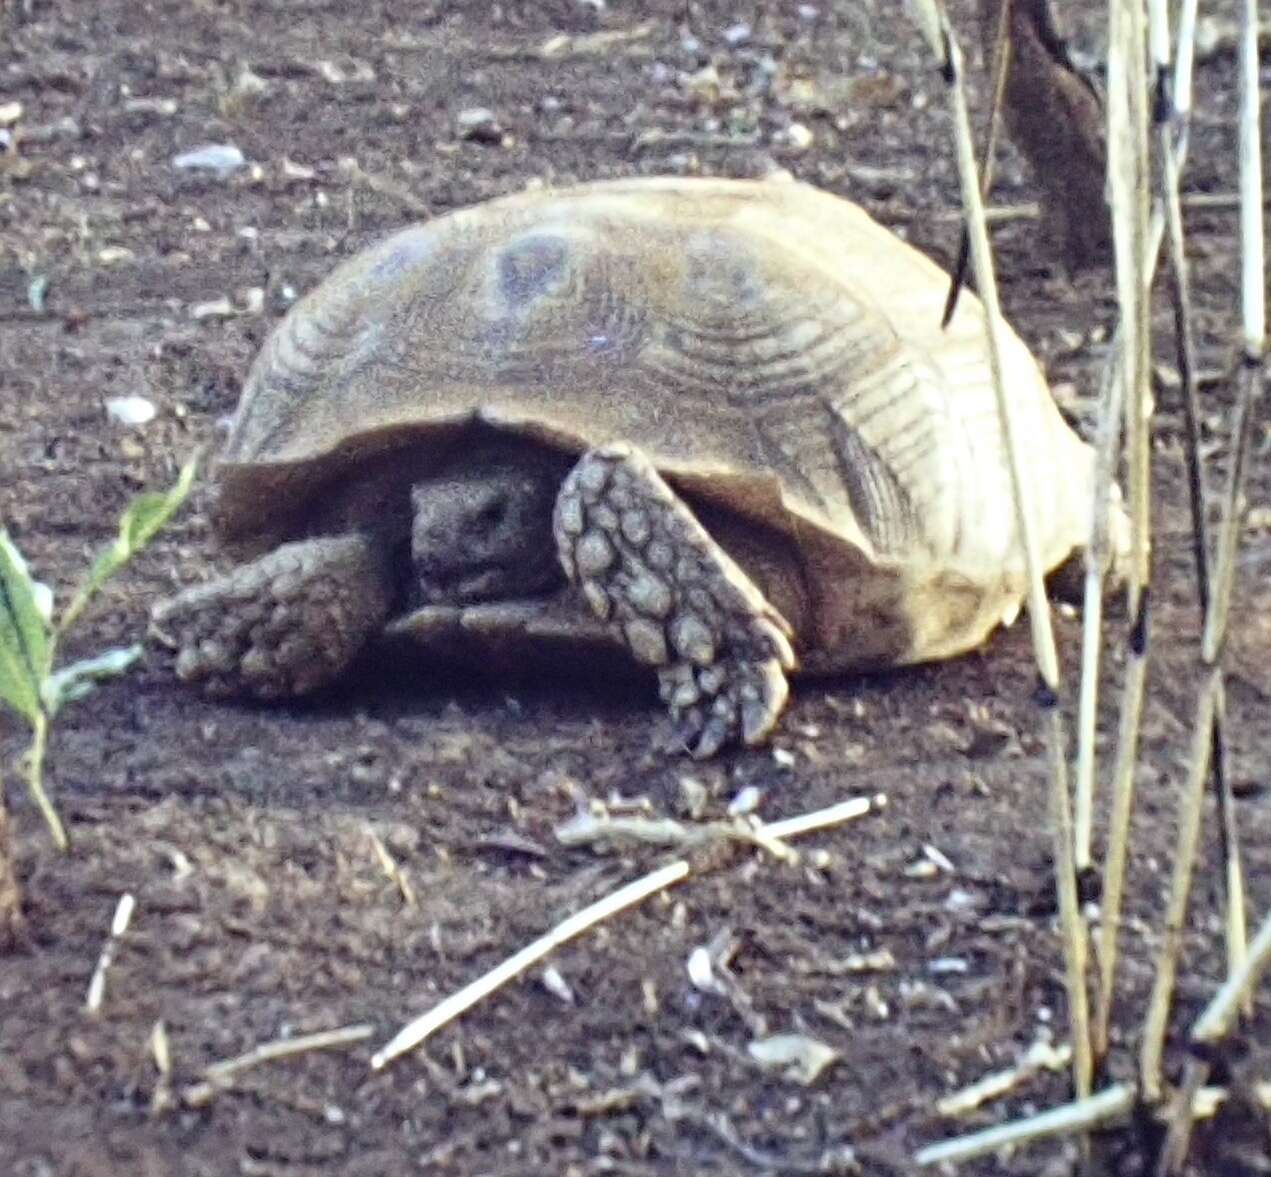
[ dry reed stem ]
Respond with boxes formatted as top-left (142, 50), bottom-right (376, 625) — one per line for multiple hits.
top-left (1141, 337), bottom-right (1260, 1100)
top-left (922, 5), bottom-right (1090, 1106)
top-left (916, 1082), bottom-right (1136, 1166)
top-left (941, 0), bottom-right (1013, 326)
top-left (1092, 614), bottom-right (1145, 1057)
top-left (1092, 0), bottom-right (1212, 1060)
top-left (1077, 0), bottom-right (1154, 882)
top-left (1158, 910), bottom-right (1271, 1173)
top-left (1139, 678), bottom-right (1216, 1100)
top-left (1091, 0), bottom-right (1252, 1080)
top-left (1191, 908), bottom-right (1271, 1046)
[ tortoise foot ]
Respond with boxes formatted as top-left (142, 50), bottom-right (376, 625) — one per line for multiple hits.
top-left (554, 443), bottom-right (796, 758)
top-left (149, 534), bottom-right (392, 700)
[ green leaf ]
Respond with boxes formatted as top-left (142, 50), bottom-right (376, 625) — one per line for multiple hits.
top-left (59, 452), bottom-right (201, 634)
top-left (0, 531), bottom-right (52, 723)
top-left (42, 644), bottom-right (143, 717)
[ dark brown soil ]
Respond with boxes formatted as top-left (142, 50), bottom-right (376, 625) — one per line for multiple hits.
top-left (1, 3), bottom-right (1268, 1175)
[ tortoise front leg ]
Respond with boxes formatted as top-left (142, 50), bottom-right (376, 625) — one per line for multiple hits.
top-left (553, 443), bottom-right (796, 758)
top-left (150, 534), bottom-right (394, 699)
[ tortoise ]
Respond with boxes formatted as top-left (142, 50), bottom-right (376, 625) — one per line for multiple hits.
top-left (151, 175), bottom-right (1124, 758)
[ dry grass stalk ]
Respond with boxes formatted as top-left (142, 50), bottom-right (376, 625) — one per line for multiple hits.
top-left (84, 892), bottom-right (136, 1014)
top-left (1192, 908), bottom-right (1271, 1047)
top-left (1125, 0), bottom-right (1263, 1104)
top-left (1146, 0), bottom-right (1265, 1100)
top-left (941, 0), bottom-right (1013, 325)
top-left (369, 859), bottom-right (691, 1070)
top-left (920, 2), bottom-right (1090, 1105)
top-left (1139, 679), bottom-right (1217, 1101)
top-left (1091, 600), bottom-right (1144, 1056)
top-left (371, 795), bottom-right (882, 1070)
top-left (936, 1039), bottom-right (1072, 1117)
top-left (917, 1082), bottom-right (1136, 1167)
top-left (1076, 335), bottom-right (1129, 882)
top-left (181, 1023), bottom-right (375, 1107)
top-left (365, 824), bottom-right (417, 908)
top-left (1150, 0), bottom-right (1250, 1002)
top-left (1079, 0), bottom-right (1154, 886)
top-left (1094, 0), bottom-right (1204, 1056)
top-left (1157, 909), bottom-right (1271, 1173)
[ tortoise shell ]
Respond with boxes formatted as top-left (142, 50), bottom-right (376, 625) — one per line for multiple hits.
top-left (213, 175), bottom-right (1106, 671)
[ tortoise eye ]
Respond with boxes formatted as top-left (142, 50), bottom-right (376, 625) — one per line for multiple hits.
top-left (479, 497), bottom-right (508, 528)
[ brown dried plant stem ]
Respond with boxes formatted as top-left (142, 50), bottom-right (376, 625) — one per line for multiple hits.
top-left (928, 8), bottom-right (1090, 1103)
top-left (1093, 0), bottom-right (1208, 1060)
top-left (1151, 0), bottom-right (1249, 1013)
top-left (941, 0), bottom-right (1013, 326)
top-left (1075, 0), bottom-right (1153, 886)
top-left (0, 777), bottom-right (23, 945)
top-left (1158, 909), bottom-right (1271, 1175)
top-left (1140, 0), bottom-right (1264, 1099)
top-left (916, 1082), bottom-right (1137, 1167)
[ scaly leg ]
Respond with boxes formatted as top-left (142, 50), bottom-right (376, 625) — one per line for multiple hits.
top-left (554, 443), bottom-right (796, 758)
top-left (150, 534), bottom-right (393, 699)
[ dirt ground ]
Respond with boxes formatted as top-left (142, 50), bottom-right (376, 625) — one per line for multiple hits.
top-left (1, 2), bottom-right (1269, 1174)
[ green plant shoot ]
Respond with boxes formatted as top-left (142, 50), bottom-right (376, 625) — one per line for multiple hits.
top-left (0, 453), bottom-right (199, 850)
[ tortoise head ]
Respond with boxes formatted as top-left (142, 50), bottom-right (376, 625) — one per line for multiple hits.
top-left (409, 443), bottom-right (566, 604)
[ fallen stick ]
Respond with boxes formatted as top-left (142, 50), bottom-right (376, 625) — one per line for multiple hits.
top-left (182, 1023), bottom-right (375, 1107)
top-left (917, 1083), bottom-right (1136, 1166)
top-left (370, 794), bottom-right (882, 1070)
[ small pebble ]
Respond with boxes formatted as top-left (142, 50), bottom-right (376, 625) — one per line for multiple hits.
top-left (105, 395), bottom-right (157, 427)
top-left (540, 966), bottom-right (575, 1004)
top-left (775, 122), bottom-right (814, 151)
top-left (456, 107), bottom-right (503, 144)
top-left (172, 143), bottom-right (245, 176)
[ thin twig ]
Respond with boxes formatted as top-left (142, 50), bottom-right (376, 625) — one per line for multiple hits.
top-left (761, 795), bottom-right (880, 841)
top-left (555, 795), bottom-right (878, 856)
top-left (371, 795), bottom-right (883, 1070)
top-left (181, 1023), bottom-right (375, 1107)
top-left (365, 825), bottom-right (417, 907)
top-left (371, 861), bottom-right (691, 1070)
top-left (937, 1039), bottom-right (1072, 1117)
top-left (916, 1083), bottom-right (1136, 1166)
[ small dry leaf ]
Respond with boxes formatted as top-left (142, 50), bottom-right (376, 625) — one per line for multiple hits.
top-left (747, 1033), bottom-right (839, 1085)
